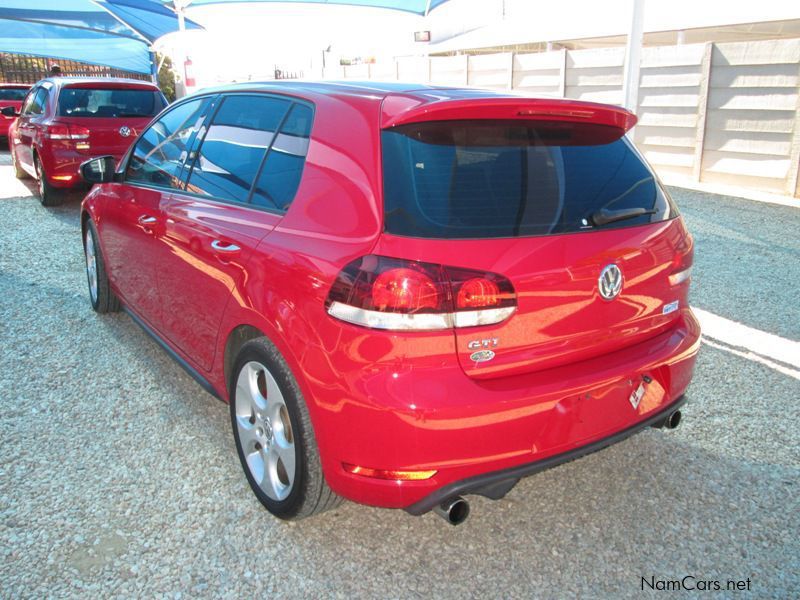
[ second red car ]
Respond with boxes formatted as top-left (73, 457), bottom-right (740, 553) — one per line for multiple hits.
top-left (6, 77), bottom-right (166, 205)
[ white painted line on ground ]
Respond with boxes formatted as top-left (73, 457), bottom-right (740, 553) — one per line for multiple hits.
top-left (693, 306), bottom-right (800, 370)
top-left (0, 166), bottom-right (34, 200)
top-left (702, 338), bottom-right (800, 381)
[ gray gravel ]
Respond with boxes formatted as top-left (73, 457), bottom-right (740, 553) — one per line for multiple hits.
top-left (675, 187), bottom-right (800, 340)
top-left (0, 172), bottom-right (798, 598)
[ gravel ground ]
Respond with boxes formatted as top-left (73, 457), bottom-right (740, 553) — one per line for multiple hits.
top-left (0, 166), bottom-right (798, 598)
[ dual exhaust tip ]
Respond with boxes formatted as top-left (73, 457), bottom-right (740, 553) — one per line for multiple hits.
top-left (433, 409), bottom-right (682, 525)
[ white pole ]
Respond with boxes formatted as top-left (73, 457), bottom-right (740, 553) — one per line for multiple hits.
top-left (621, 0), bottom-right (645, 113)
top-left (172, 0), bottom-right (190, 97)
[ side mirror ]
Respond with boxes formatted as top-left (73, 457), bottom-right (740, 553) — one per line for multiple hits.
top-left (1, 106), bottom-right (19, 117)
top-left (80, 156), bottom-right (116, 184)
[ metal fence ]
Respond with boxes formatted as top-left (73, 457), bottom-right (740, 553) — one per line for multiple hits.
top-left (0, 53), bottom-right (152, 84)
top-left (326, 38), bottom-right (800, 199)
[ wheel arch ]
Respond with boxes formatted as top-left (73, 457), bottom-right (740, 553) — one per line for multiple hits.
top-left (223, 324), bottom-right (268, 398)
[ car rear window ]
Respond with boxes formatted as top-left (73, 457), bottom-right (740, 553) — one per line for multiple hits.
top-left (382, 120), bottom-right (677, 239)
top-left (0, 87), bottom-right (28, 101)
top-left (58, 87), bottom-right (165, 118)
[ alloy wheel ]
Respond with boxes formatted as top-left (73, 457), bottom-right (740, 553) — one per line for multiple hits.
top-left (234, 361), bottom-right (296, 501)
top-left (84, 228), bottom-right (98, 304)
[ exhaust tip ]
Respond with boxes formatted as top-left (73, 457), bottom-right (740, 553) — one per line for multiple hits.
top-left (665, 410), bottom-right (682, 429)
top-left (433, 496), bottom-right (470, 525)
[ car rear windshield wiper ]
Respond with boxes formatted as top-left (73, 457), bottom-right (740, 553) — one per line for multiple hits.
top-left (591, 207), bottom-right (657, 226)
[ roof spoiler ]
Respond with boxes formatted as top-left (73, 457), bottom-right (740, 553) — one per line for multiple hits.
top-left (381, 96), bottom-right (637, 135)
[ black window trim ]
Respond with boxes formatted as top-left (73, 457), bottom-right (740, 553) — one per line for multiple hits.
top-left (120, 90), bottom-right (314, 217)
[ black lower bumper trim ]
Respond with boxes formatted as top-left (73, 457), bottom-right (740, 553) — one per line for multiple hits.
top-left (405, 394), bottom-right (687, 515)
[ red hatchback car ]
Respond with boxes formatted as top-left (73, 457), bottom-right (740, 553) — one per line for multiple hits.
top-left (6, 77), bottom-right (166, 206)
top-left (80, 82), bottom-right (699, 524)
top-left (0, 83), bottom-right (31, 139)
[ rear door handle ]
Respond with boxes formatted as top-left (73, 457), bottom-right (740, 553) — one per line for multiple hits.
top-left (211, 240), bottom-right (240, 252)
top-left (138, 215), bottom-right (157, 225)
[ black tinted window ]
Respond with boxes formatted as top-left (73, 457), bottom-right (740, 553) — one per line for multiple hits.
top-left (0, 87), bottom-right (28, 101)
top-left (58, 88), bottom-right (164, 118)
top-left (382, 121), bottom-right (677, 239)
top-left (185, 95), bottom-right (290, 203)
top-left (251, 103), bottom-right (312, 211)
top-left (126, 98), bottom-right (210, 189)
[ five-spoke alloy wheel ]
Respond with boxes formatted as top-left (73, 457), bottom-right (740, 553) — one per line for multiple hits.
top-left (230, 337), bottom-right (340, 520)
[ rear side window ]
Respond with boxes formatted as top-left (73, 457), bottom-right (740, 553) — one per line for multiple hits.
top-left (126, 97), bottom-right (211, 189)
top-left (251, 103), bottom-right (313, 210)
top-left (58, 87), bottom-right (165, 118)
top-left (382, 120), bottom-right (677, 239)
top-left (0, 87), bottom-right (28, 101)
top-left (185, 95), bottom-right (290, 203)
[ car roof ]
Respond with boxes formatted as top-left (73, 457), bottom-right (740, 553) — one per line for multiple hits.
top-left (40, 77), bottom-right (160, 90)
top-left (198, 80), bottom-right (516, 101)
top-left (0, 82), bottom-right (32, 88)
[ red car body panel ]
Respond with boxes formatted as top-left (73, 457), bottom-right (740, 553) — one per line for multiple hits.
top-left (10, 77), bottom-right (164, 189)
top-left (0, 83), bottom-right (31, 137)
top-left (82, 82), bottom-right (700, 511)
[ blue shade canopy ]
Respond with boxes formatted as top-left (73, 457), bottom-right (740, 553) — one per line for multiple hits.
top-left (175, 0), bottom-right (451, 15)
top-left (0, 0), bottom-right (202, 74)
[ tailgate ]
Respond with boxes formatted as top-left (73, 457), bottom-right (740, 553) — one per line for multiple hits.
top-left (378, 96), bottom-right (693, 379)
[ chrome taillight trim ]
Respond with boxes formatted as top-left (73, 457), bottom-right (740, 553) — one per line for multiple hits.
top-left (327, 302), bottom-right (516, 331)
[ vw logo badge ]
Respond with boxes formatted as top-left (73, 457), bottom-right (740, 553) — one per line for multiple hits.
top-left (598, 264), bottom-right (623, 300)
top-left (119, 126), bottom-right (131, 138)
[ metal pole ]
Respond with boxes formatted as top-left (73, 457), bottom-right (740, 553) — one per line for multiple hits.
top-left (621, 0), bottom-right (645, 113)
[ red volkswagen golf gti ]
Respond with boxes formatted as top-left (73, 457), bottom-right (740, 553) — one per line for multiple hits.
top-left (80, 82), bottom-right (699, 524)
top-left (6, 77), bottom-right (166, 206)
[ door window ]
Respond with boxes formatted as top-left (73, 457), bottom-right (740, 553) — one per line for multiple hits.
top-left (125, 97), bottom-right (211, 189)
top-left (184, 95), bottom-right (290, 203)
top-left (251, 103), bottom-right (313, 211)
top-left (22, 87), bottom-right (48, 116)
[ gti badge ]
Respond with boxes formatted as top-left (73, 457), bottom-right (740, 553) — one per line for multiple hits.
top-left (598, 263), bottom-right (623, 300)
top-left (119, 126), bottom-right (131, 138)
top-left (467, 338), bottom-right (498, 350)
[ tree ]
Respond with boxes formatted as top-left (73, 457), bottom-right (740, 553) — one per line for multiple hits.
top-left (157, 53), bottom-right (176, 102)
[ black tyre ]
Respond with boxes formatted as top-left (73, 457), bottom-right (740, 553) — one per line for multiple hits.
top-left (34, 155), bottom-right (64, 207)
top-left (11, 146), bottom-right (27, 179)
top-left (83, 220), bottom-right (121, 314)
top-left (230, 337), bottom-right (341, 520)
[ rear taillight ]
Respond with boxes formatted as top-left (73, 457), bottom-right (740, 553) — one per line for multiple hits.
top-left (326, 255), bottom-right (516, 331)
top-left (44, 124), bottom-right (90, 141)
top-left (669, 235), bottom-right (694, 286)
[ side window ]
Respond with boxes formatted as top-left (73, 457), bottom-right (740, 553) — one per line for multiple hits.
top-left (251, 103), bottom-right (313, 211)
top-left (125, 97), bottom-right (211, 189)
top-left (23, 87), bottom-right (48, 116)
top-left (185, 95), bottom-right (290, 203)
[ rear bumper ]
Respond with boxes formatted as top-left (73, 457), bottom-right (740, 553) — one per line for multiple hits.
top-left (313, 308), bottom-right (701, 509)
top-left (405, 393), bottom-right (687, 514)
top-left (39, 147), bottom-right (123, 189)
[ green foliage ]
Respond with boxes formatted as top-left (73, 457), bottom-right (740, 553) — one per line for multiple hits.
top-left (157, 53), bottom-right (176, 103)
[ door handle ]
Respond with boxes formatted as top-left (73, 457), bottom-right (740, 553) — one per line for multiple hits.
top-left (211, 240), bottom-right (240, 252)
top-left (138, 215), bottom-right (157, 225)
